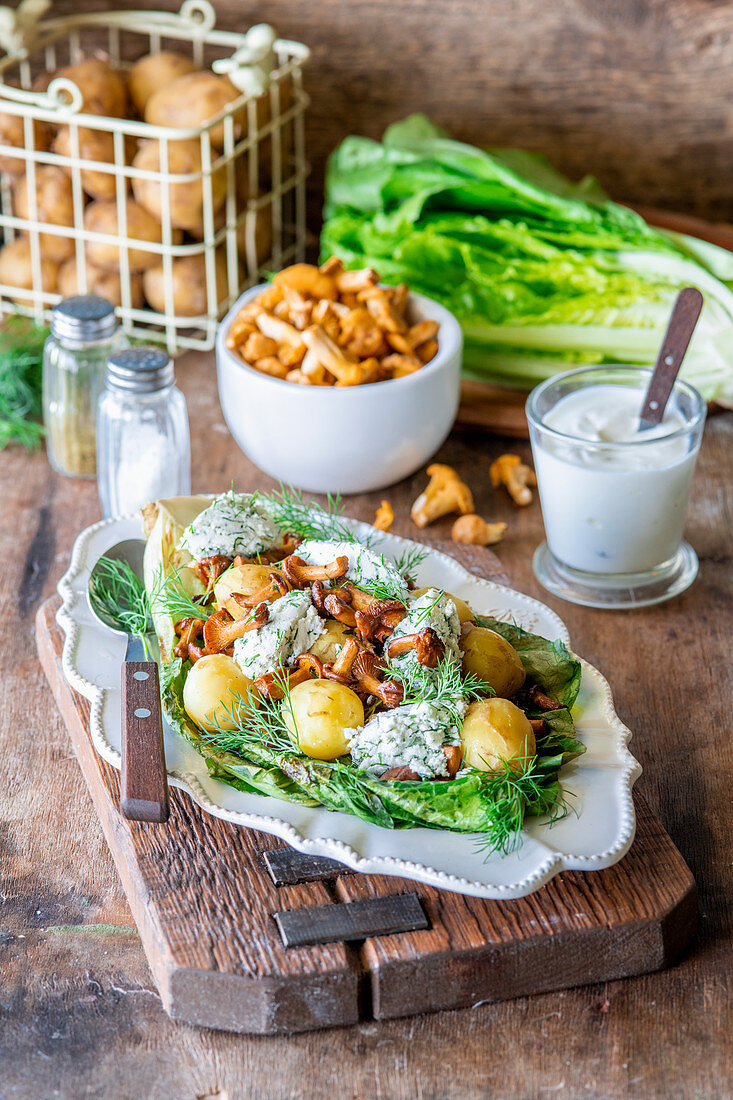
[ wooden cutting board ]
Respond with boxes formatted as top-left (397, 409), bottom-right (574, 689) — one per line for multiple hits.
top-left (456, 208), bottom-right (733, 438)
top-left (35, 543), bottom-right (697, 1035)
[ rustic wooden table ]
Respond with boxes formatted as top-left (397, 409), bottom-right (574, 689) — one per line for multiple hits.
top-left (1, 352), bottom-right (731, 1099)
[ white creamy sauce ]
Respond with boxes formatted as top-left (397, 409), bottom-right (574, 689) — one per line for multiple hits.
top-left (389, 588), bottom-right (461, 664)
top-left (347, 700), bottom-right (464, 779)
top-left (296, 539), bottom-right (407, 595)
top-left (535, 384), bottom-right (697, 574)
top-left (233, 589), bottom-right (326, 679)
top-left (179, 492), bottom-right (282, 561)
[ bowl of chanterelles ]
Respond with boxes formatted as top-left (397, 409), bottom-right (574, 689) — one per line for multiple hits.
top-left (215, 259), bottom-right (462, 493)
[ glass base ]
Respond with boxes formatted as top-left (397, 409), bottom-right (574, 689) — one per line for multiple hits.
top-left (532, 542), bottom-right (699, 610)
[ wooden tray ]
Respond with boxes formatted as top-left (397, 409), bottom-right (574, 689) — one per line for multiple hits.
top-left (455, 208), bottom-right (733, 438)
top-left (36, 568), bottom-right (697, 1034)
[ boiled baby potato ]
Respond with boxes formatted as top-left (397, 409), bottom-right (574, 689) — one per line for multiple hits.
top-left (0, 238), bottom-right (58, 307)
top-left (308, 620), bottom-right (355, 665)
top-left (144, 71), bottom-right (243, 149)
top-left (52, 125), bottom-right (133, 201)
top-left (128, 51), bottom-right (199, 116)
top-left (132, 138), bottom-right (227, 231)
top-left (85, 198), bottom-right (179, 272)
top-left (13, 165), bottom-right (75, 264)
top-left (58, 254), bottom-right (144, 308)
top-left (461, 626), bottom-right (525, 698)
top-left (412, 587), bottom-right (475, 624)
top-left (213, 563), bottom-right (278, 619)
top-left (57, 58), bottom-right (127, 117)
top-left (143, 250), bottom-right (231, 317)
top-left (183, 653), bottom-right (257, 732)
top-left (283, 679), bottom-right (364, 761)
top-left (460, 698), bottom-right (535, 774)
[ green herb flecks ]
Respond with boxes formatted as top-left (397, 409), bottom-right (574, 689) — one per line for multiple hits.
top-left (390, 655), bottom-right (486, 726)
top-left (473, 759), bottom-right (575, 858)
top-left (262, 485), bottom-right (376, 547)
top-left (89, 556), bottom-right (152, 655)
top-left (149, 565), bottom-right (213, 624)
top-left (0, 315), bottom-right (49, 450)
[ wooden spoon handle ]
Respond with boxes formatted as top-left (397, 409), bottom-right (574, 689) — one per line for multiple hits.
top-left (639, 286), bottom-right (703, 428)
top-left (120, 661), bottom-right (170, 823)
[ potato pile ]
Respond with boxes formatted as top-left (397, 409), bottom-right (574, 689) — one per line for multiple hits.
top-left (0, 52), bottom-right (274, 315)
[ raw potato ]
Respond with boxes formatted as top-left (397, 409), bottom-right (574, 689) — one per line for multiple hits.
top-left (412, 587), bottom-right (475, 624)
top-left (461, 626), bottom-right (526, 698)
top-left (144, 71), bottom-right (243, 148)
top-left (460, 698), bottom-right (536, 774)
top-left (235, 207), bottom-right (273, 267)
top-left (56, 58), bottom-right (127, 117)
top-left (283, 679), bottom-right (364, 761)
top-left (13, 165), bottom-right (75, 263)
top-left (132, 138), bottom-right (227, 231)
top-left (308, 620), bottom-right (355, 665)
top-left (58, 255), bottom-right (144, 308)
top-left (52, 125), bottom-right (129, 201)
top-left (213, 564), bottom-right (280, 620)
top-left (183, 653), bottom-right (257, 732)
top-left (128, 51), bottom-right (198, 116)
top-left (84, 198), bottom-right (178, 273)
top-left (143, 250), bottom-right (230, 317)
top-left (0, 238), bottom-right (58, 307)
top-left (0, 84), bottom-right (49, 175)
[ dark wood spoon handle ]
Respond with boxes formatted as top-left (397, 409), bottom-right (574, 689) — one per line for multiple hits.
top-left (639, 286), bottom-right (703, 428)
top-left (120, 660), bottom-right (170, 823)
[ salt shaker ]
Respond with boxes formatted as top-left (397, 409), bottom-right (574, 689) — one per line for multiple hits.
top-left (43, 295), bottom-right (127, 477)
top-left (97, 347), bottom-right (191, 519)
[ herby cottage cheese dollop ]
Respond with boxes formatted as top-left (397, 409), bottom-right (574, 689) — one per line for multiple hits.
top-left (296, 539), bottom-right (408, 596)
top-left (388, 588), bottom-right (461, 665)
top-left (233, 589), bottom-right (326, 679)
top-left (179, 492), bottom-right (282, 561)
top-left (347, 700), bottom-right (465, 779)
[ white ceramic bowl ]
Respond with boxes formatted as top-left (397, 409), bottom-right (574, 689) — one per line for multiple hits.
top-left (215, 284), bottom-right (462, 494)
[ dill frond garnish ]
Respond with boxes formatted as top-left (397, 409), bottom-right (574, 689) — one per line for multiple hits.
top-left (89, 556), bottom-right (151, 653)
top-left (262, 485), bottom-right (376, 546)
top-left (149, 565), bottom-right (213, 623)
top-left (391, 545), bottom-right (429, 580)
top-left (473, 761), bottom-right (575, 858)
top-left (390, 655), bottom-right (486, 725)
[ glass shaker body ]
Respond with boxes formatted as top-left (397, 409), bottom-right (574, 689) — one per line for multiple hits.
top-left (42, 296), bottom-right (127, 478)
top-left (97, 348), bottom-right (191, 519)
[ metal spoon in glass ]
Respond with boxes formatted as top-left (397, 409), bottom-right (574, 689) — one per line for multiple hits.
top-left (88, 538), bottom-right (169, 823)
top-left (639, 286), bottom-right (703, 430)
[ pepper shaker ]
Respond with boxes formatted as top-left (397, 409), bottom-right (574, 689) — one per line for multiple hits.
top-left (97, 347), bottom-right (191, 519)
top-left (43, 295), bottom-right (127, 477)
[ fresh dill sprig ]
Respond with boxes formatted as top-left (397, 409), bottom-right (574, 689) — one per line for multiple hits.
top-left (391, 545), bottom-right (428, 580)
top-left (149, 566), bottom-right (212, 623)
top-left (0, 315), bottom-right (49, 450)
top-left (262, 485), bottom-right (375, 546)
top-left (200, 671), bottom-right (300, 757)
top-left (390, 656), bottom-right (486, 725)
top-left (89, 556), bottom-right (151, 651)
top-left (473, 761), bottom-right (574, 858)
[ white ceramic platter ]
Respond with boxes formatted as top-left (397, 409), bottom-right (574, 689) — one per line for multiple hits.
top-left (56, 514), bottom-right (641, 899)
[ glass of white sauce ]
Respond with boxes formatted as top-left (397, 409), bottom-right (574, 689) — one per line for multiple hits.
top-left (526, 366), bottom-right (706, 609)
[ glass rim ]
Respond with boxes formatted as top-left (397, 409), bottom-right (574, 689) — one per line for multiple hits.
top-left (525, 365), bottom-right (706, 448)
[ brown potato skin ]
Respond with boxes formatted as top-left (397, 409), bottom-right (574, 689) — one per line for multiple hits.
top-left (13, 166), bottom-right (75, 263)
top-left (144, 72), bottom-right (242, 148)
top-left (0, 84), bottom-right (49, 176)
top-left (143, 250), bottom-right (232, 317)
top-left (132, 138), bottom-right (227, 231)
top-left (58, 255), bottom-right (144, 308)
top-left (0, 239), bottom-right (58, 307)
top-left (461, 626), bottom-right (526, 698)
top-left (128, 51), bottom-right (198, 117)
top-left (84, 198), bottom-right (179, 273)
top-left (56, 58), bottom-right (127, 117)
top-left (52, 125), bottom-right (131, 201)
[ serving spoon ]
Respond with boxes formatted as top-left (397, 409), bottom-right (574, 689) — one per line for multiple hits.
top-left (88, 538), bottom-right (170, 824)
top-left (639, 286), bottom-right (703, 430)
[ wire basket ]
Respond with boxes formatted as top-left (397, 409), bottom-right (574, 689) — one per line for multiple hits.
top-left (0, 0), bottom-right (310, 352)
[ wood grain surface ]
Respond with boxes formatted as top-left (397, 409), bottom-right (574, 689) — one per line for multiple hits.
top-left (34, 578), bottom-right (696, 1034)
top-left (1, 348), bottom-right (731, 1097)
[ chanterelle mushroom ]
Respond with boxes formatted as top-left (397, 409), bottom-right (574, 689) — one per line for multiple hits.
top-left (302, 324), bottom-right (367, 386)
top-left (411, 464), bottom-right (475, 528)
top-left (351, 652), bottom-right (403, 709)
top-left (385, 627), bottom-right (444, 667)
top-left (490, 454), bottom-right (537, 507)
